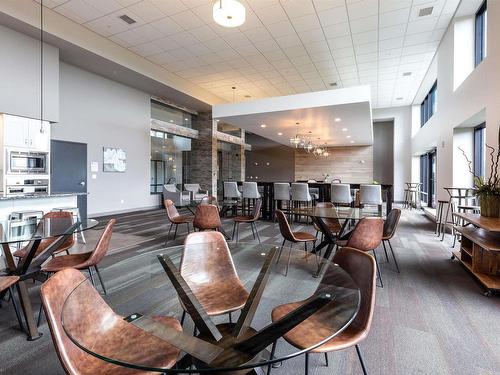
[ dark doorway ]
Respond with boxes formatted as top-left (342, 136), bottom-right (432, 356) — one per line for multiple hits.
top-left (50, 140), bottom-right (88, 219)
top-left (420, 149), bottom-right (437, 208)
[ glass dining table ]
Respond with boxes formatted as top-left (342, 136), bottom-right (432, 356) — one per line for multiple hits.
top-left (61, 242), bottom-right (360, 374)
top-left (0, 217), bottom-right (99, 340)
top-left (292, 206), bottom-right (385, 277)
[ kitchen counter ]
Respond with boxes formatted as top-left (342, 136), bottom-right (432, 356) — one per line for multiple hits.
top-left (0, 192), bottom-right (87, 201)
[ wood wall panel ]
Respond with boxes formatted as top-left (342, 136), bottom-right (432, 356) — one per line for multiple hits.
top-left (294, 146), bottom-right (373, 183)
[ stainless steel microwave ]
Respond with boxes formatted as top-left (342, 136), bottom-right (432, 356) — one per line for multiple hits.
top-left (7, 150), bottom-right (48, 174)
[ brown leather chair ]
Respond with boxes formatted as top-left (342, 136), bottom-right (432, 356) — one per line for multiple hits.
top-left (180, 231), bottom-right (248, 325)
top-left (341, 217), bottom-right (384, 287)
top-left (13, 211), bottom-right (75, 259)
top-left (42, 219), bottom-right (116, 295)
top-left (313, 202), bottom-right (342, 240)
top-left (164, 199), bottom-right (194, 241)
top-left (41, 268), bottom-right (181, 375)
top-left (275, 209), bottom-right (317, 276)
top-left (200, 195), bottom-right (218, 206)
top-left (382, 209), bottom-right (401, 273)
top-left (193, 204), bottom-right (222, 232)
top-left (270, 247), bottom-right (376, 375)
top-left (232, 199), bottom-right (262, 243)
top-left (0, 275), bottom-right (24, 331)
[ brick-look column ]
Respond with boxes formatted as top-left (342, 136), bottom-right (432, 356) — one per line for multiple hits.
top-left (189, 112), bottom-right (217, 194)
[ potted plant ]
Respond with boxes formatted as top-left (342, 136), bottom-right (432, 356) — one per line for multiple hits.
top-left (459, 128), bottom-right (500, 217)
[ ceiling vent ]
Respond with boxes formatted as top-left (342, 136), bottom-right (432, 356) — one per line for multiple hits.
top-left (119, 14), bottom-right (137, 25)
top-left (329, 82), bottom-right (338, 87)
top-left (402, 72), bottom-right (412, 76)
top-left (396, 97), bottom-right (404, 100)
top-left (418, 7), bottom-right (433, 17)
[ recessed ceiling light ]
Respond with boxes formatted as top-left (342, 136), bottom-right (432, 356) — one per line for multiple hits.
top-left (184, 118), bottom-right (189, 121)
top-left (341, 128), bottom-right (348, 131)
top-left (350, 140), bottom-right (355, 144)
top-left (277, 132), bottom-right (283, 135)
top-left (396, 97), bottom-right (404, 100)
top-left (346, 135), bottom-right (351, 138)
top-left (418, 6), bottom-right (433, 17)
top-left (119, 14), bottom-right (136, 24)
top-left (334, 118), bottom-right (341, 122)
top-left (260, 124), bottom-right (266, 128)
top-left (402, 72), bottom-right (412, 76)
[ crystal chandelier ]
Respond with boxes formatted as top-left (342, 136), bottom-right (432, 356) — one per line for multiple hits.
top-left (289, 122), bottom-right (302, 148)
top-left (213, 0), bottom-right (246, 28)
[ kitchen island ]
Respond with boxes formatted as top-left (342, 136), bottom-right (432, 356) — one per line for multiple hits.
top-left (0, 193), bottom-right (87, 221)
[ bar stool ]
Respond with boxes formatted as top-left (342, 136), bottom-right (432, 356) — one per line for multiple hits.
top-left (52, 207), bottom-right (86, 243)
top-left (435, 200), bottom-right (448, 236)
top-left (273, 183), bottom-right (291, 220)
top-left (242, 182), bottom-right (260, 215)
top-left (291, 183), bottom-right (313, 223)
top-left (224, 181), bottom-right (242, 215)
top-left (441, 187), bottom-right (475, 243)
top-left (331, 183), bottom-right (353, 206)
top-left (403, 183), bottom-right (421, 209)
top-left (359, 184), bottom-right (383, 213)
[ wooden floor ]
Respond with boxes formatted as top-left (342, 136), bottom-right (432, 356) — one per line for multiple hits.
top-left (1, 206), bottom-right (499, 375)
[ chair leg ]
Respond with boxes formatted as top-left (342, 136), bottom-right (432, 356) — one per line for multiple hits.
top-left (254, 222), bottom-right (262, 244)
top-left (285, 243), bottom-right (293, 276)
top-left (168, 223), bottom-right (173, 238)
top-left (9, 287), bottom-right (25, 332)
top-left (88, 267), bottom-right (96, 287)
top-left (441, 202), bottom-right (451, 241)
top-left (276, 239), bottom-right (286, 263)
top-left (232, 221), bottom-right (237, 241)
top-left (236, 222), bottom-right (240, 243)
top-left (250, 222), bottom-right (256, 239)
top-left (180, 310), bottom-right (186, 327)
top-left (267, 341), bottom-right (277, 375)
top-left (94, 265), bottom-right (107, 295)
top-left (305, 352), bottom-right (309, 375)
top-left (173, 224), bottom-right (178, 240)
top-left (387, 240), bottom-right (400, 273)
top-left (37, 272), bottom-right (50, 327)
top-left (355, 345), bottom-right (368, 375)
top-left (372, 250), bottom-right (383, 288)
top-left (228, 312), bottom-right (232, 323)
top-left (324, 352), bottom-right (329, 367)
top-left (382, 240), bottom-right (389, 262)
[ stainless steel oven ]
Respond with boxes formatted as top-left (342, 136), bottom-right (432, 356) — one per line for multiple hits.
top-left (6, 178), bottom-right (49, 196)
top-left (7, 150), bottom-right (48, 174)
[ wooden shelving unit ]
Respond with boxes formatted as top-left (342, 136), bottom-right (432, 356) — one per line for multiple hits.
top-left (452, 220), bottom-right (500, 296)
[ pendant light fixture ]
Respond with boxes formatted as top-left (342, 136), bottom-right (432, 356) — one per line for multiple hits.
top-left (289, 122), bottom-right (302, 148)
top-left (213, 0), bottom-right (246, 28)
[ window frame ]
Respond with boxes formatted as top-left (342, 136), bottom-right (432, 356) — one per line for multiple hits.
top-left (475, 0), bottom-right (487, 67)
top-left (473, 123), bottom-right (486, 178)
top-left (420, 81), bottom-right (437, 127)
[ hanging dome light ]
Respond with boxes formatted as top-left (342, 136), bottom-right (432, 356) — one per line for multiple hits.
top-left (213, 0), bottom-right (246, 28)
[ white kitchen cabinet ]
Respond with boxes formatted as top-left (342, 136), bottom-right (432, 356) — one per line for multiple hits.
top-left (2, 115), bottom-right (50, 151)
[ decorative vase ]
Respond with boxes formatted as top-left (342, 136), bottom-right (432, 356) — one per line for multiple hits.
top-left (480, 195), bottom-right (500, 218)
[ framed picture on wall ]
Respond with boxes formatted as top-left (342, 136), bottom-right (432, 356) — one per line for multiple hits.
top-left (103, 147), bottom-right (127, 172)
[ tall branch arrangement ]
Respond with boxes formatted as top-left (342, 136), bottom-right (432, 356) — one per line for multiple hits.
top-left (459, 126), bottom-right (500, 196)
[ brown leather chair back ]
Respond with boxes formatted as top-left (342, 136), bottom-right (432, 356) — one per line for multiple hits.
top-left (41, 268), bottom-right (180, 374)
top-left (200, 195), bottom-right (218, 206)
top-left (333, 247), bottom-right (376, 336)
top-left (84, 219), bottom-right (116, 267)
top-left (36, 211), bottom-right (75, 257)
top-left (182, 232), bottom-right (240, 285)
top-left (164, 199), bottom-right (180, 222)
top-left (193, 204), bottom-right (221, 230)
top-left (383, 208), bottom-right (401, 239)
top-left (251, 199), bottom-right (262, 221)
top-left (316, 202), bottom-right (334, 208)
top-left (346, 217), bottom-right (383, 251)
top-left (275, 209), bottom-right (296, 242)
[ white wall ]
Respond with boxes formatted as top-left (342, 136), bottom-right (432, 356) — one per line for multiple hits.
top-left (373, 106), bottom-right (412, 202)
top-left (452, 128), bottom-right (474, 187)
top-left (0, 24), bottom-right (59, 122)
top-left (411, 1), bottom-right (500, 201)
top-left (52, 63), bottom-right (157, 216)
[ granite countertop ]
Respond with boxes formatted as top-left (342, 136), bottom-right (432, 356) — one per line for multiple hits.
top-left (0, 192), bottom-right (88, 201)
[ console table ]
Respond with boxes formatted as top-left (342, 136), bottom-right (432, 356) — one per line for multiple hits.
top-left (452, 212), bottom-right (500, 296)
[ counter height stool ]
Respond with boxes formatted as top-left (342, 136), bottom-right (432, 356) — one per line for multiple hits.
top-left (360, 184), bottom-right (383, 213)
top-left (52, 206), bottom-right (86, 243)
top-left (242, 182), bottom-right (261, 215)
top-left (441, 187), bottom-right (476, 244)
top-left (273, 183), bottom-right (291, 220)
top-left (331, 183), bottom-right (353, 206)
top-left (291, 183), bottom-right (313, 223)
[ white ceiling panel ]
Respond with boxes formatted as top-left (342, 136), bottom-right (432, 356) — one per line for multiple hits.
top-left (40, 0), bottom-right (460, 107)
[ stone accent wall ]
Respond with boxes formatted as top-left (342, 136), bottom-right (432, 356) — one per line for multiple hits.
top-left (295, 146), bottom-right (373, 183)
top-left (187, 112), bottom-right (217, 194)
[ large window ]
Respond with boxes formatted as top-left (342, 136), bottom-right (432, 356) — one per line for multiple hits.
top-left (420, 150), bottom-right (437, 208)
top-left (150, 130), bottom-right (191, 194)
top-left (475, 1), bottom-right (487, 67)
top-left (474, 124), bottom-right (486, 178)
top-left (420, 81), bottom-right (437, 127)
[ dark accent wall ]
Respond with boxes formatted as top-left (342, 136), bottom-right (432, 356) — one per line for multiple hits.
top-left (245, 133), bottom-right (295, 182)
top-left (373, 121), bottom-right (394, 185)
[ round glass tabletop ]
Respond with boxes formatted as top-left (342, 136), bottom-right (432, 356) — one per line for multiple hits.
top-left (0, 218), bottom-right (99, 244)
top-left (61, 241), bottom-right (360, 374)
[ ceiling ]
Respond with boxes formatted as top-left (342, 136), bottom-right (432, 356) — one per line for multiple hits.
top-left (213, 86), bottom-right (373, 146)
top-left (36, 0), bottom-right (460, 108)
